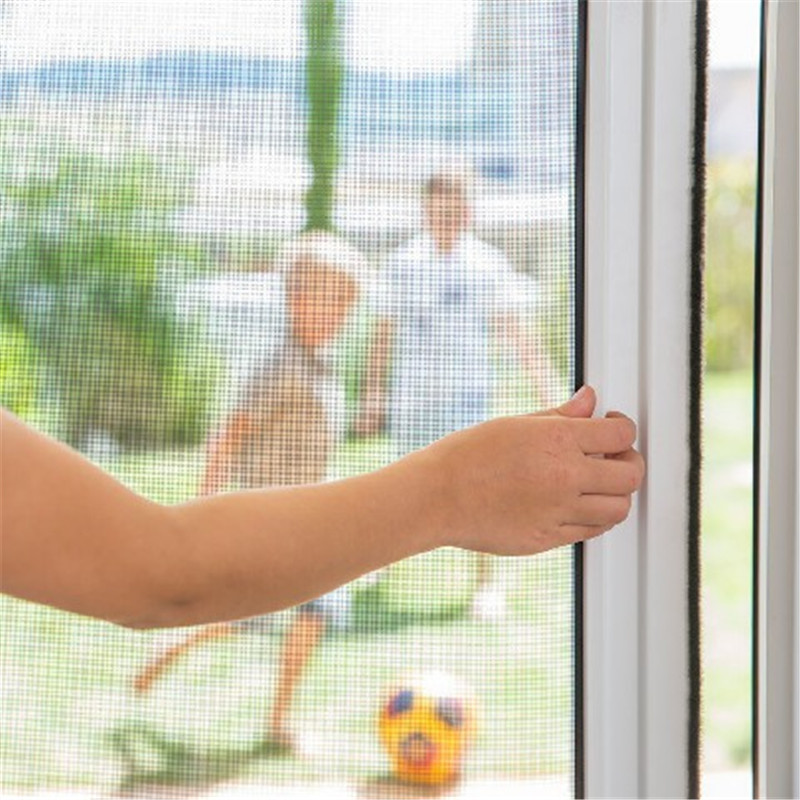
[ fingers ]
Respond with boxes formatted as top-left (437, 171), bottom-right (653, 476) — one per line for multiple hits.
top-left (579, 448), bottom-right (645, 495)
top-left (565, 494), bottom-right (633, 527)
top-left (530, 385), bottom-right (597, 420)
top-left (558, 524), bottom-right (613, 546)
top-left (573, 415), bottom-right (637, 455)
top-left (555, 385), bottom-right (597, 419)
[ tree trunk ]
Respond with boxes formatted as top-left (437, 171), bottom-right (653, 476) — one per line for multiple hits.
top-left (304, 0), bottom-right (343, 232)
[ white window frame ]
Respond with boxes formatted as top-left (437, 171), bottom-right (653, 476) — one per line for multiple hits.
top-left (582, 1), bottom-right (698, 795)
top-left (756, 0), bottom-right (799, 795)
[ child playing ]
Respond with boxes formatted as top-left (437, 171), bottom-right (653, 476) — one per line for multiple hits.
top-left (132, 231), bottom-right (366, 753)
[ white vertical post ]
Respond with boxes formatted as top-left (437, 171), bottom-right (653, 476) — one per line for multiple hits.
top-left (583, 2), bottom-right (644, 794)
top-left (756, 0), bottom-right (799, 796)
top-left (583, 0), bottom-right (697, 795)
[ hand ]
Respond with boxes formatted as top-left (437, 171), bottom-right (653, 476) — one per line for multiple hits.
top-left (352, 388), bottom-right (387, 438)
top-left (420, 386), bottom-right (645, 556)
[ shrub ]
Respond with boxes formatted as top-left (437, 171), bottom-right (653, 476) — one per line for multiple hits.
top-left (0, 129), bottom-right (216, 449)
top-left (705, 159), bottom-right (757, 372)
top-left (0, 323), bottom-right (39, 417)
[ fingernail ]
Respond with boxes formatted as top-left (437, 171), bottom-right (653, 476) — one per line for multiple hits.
top-left (572, 385), bottom-right (589, 400)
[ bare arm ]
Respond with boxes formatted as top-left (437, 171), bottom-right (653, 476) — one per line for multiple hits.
top-left (496, 312), bottom-right (567, 408)
top-left (1, 408), bottom-right (437, 629)
top-left (352, 316), bottom-right (395, 436)
top-left (198, 411), bottom-right (251, 496)
top-left (1, 387), bottom-right (644, 630)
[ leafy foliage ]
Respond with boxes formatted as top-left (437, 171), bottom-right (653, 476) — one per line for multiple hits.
top-left (705, 159), bottom-right (757, 372)
top-left (0, 128), bottom-right (216, 448)
top-left (0, 321), bottom-right (39, 416)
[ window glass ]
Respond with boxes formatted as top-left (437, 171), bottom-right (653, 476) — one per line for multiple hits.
top-left (701, 1), bottom-right (761, 796)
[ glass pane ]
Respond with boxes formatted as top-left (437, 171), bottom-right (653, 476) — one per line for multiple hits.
top-left (702, 0), bottom-right (761, 796)
top-left (1, 1), bottom-right (579, 795)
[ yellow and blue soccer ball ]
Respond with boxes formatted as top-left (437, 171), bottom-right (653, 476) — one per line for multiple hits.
top-left (379, 672), bottom-right (475, 786)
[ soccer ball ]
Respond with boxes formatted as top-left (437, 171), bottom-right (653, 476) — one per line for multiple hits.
top-left (379, 672), bottom-right (475, 786)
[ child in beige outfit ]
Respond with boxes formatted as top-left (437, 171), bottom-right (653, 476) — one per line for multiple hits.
top-left (133, 231), bottom-right (364, 753)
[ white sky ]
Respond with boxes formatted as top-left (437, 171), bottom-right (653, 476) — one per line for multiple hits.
top-left (1, 0), bottom-right (759, 72)
top-left (0, 0), bottom-right (474, 72)
top-left (709, 0), bottom-right (761, 69)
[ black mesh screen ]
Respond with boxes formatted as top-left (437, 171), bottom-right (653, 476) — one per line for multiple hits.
top-left (1, 1), bottom-right (580, 795)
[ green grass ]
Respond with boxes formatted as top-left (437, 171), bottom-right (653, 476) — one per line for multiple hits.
top-left (701, 369), bottom-right (754, 770)
top-left (0, 568), bottom-right (574, 790)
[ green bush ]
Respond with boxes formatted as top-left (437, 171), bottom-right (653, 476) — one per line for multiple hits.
top-left (0, 130), bottom-right (216, 448)
top-left (705, 159), bottom-right (757, 372)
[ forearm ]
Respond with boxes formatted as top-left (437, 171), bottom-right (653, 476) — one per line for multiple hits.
top-left (2, 409), bottom-right (440, 629)
top-left (500, 315), bottom-right (566, 405)
top-left (3, 392), bottom-right (645, 629)
top-left (157, 452), bottom-right (441, 628)
top-left (199, 412), bottom-right (249, 496)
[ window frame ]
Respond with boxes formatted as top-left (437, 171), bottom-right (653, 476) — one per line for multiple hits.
top-left (581, 1), bottom-right (700, 795)
top-left (754, 0), bottom-right (799, 795)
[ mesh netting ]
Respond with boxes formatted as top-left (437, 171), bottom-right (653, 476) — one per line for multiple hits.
top-left (1, 1), bottom-right (578, 795)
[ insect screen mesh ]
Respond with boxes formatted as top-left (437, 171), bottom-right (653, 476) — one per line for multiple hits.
top-left (1, 0), bottom-right (579, 795)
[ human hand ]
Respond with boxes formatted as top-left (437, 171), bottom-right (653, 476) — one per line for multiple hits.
top-left (352, 388), bottom-right (387, 437)
top-left (419, 386), bottom-right (644, 556)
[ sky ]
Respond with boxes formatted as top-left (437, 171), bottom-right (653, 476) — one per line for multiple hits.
top-left (709, 0), bottom-right (761, 69)
top-left (0, 0), bottom-right (474, 72)
top-left (1, 0), bottom-right (760, 72)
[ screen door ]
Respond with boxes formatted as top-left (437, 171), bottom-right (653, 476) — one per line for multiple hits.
top-left (0, 1), bottom-right (583, 795)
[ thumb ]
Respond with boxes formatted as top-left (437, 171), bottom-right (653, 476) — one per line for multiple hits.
top-left (534, 384), bottom-right (596, 419)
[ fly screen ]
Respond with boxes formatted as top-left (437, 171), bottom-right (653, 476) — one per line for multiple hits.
top-left (0, 1), bottom-right (580, 796)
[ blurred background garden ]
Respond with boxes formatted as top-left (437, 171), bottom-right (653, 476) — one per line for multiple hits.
top-left (701, 2), bottom-right (760, 792)
top-left (1, 0), bottom-right (578, 794)
top-left (0, 0), bottom-right (761, 795)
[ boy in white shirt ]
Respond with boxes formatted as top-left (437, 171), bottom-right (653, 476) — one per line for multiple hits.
top-left (357, 172), bottom-right (563, 618)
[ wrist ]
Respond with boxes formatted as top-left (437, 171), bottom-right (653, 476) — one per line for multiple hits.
top-left (381, 444), bottom-right (451, 554)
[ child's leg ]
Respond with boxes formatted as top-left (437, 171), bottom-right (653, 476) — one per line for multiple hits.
top-left (131, 411), bottom-right (247, 693)
top-left (268, 607), bottom-right (327, 746)
top-left (133, 623), bottom-right (234, 694)
top-left (471, 553), bottom-right (506, 621)
top-left (476, 552), bottom-right (492, 589)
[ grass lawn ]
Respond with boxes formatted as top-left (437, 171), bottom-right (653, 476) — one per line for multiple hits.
top-left (701, 369), bottom-right (754, 771)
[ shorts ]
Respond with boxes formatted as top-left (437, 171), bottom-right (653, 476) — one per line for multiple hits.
top-left (233, 583), bottom-right (352, 633)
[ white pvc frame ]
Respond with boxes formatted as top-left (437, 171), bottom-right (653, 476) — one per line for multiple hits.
top-left (582, 1), bottom-right (697, 795)
top-left (756, 0), bottom-right (799, 795)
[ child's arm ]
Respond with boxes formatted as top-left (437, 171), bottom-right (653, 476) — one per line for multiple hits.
top-left (199, 411), bottom-right (251, 496)
top-left (1, 386), bottom-right (644, 629)
top-left (495, 312), bottom-right (567, 408)
top-left (353, 317), bottom-right (394, 437)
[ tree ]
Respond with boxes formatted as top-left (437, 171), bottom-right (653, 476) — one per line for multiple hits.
top-left (304, 0), bottom-right (343, 231)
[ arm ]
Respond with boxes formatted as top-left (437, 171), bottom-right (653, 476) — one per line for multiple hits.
top-left (1, 387), bottom-right (644, 630)
top-left (496, 311), bottom-right (567, 408)
top-left (353, 253), bottom-right (402, 437)
top-left (1, 406), bottom-right (434, 629)
top-left (199, 410), bottom-right (251, 496)
top-left (352, 316), bottom-right (395, 437)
